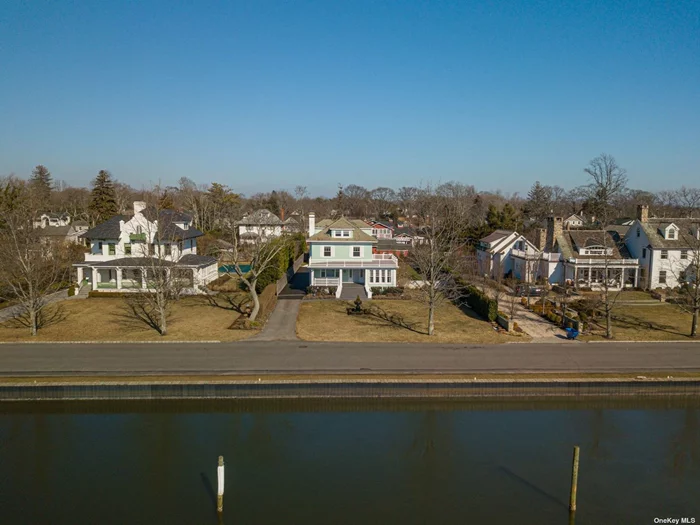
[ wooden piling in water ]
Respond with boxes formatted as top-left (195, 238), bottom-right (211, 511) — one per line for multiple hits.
top-left (569, 446), bottom-right (580, 512)
top-left (217, 456), bottom-right (224, 513)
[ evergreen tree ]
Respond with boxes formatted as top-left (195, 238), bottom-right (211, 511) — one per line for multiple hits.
top-left (88, 170), bottom-right (118, 224)
top-left (524, 181), bottom-right (553, 222)
top-left (265, 190), bottom-right (281, 216)
top-left (29, 165), bottom-right (53, 203)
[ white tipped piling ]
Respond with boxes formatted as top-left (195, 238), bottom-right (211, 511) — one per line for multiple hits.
top-left (217, 456), bottom-right (224, 513)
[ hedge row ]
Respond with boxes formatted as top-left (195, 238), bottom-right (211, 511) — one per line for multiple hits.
top-left (464, 285), bottom-right (498, 322)
top-left (254, 236), bottom-right (305, 294)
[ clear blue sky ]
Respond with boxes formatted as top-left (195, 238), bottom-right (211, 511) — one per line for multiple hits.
top-left (1, 0), bottom-right (698, 197)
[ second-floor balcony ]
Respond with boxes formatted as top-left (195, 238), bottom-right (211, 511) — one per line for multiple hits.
top-left (511, 249), bottom-right (560, 262)
top-left (130, 233), bottom-right (147, 242)
top-left (309, 253), bottom-right (399, 268)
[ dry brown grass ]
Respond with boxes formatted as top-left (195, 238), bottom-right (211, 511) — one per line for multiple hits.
top-left (0, 296), bottom-right (258, 342)
top-left (582, 303), bottom-right (697, 341)
top-left (297, 299), bottom-right (523, 343)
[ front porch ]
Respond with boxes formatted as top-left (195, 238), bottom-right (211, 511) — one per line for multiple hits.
top-left (310, 267), bottom-right (397, 299)
top-left (76, 265), bottom-right (199, 292)
top-left (565, 263), bottom-right (639, 290)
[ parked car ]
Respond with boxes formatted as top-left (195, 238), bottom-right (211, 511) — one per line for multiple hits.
top-left (515, 285), bottom-right (545, 297)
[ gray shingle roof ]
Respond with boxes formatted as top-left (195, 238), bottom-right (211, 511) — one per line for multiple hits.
top-left (37, 225), bottom-right (77, 237)
top-left (83, 216), bottom-right (129, 239)
top-left (237, 209), bottom-right (283, 225)
top-left (480, 230), bottom-right (515, 244)
top-left (177, 254), bottom-right (217, 267)
top-left (84, 254), bottom-right (216, 268)
top-left (641, 219), bottom-right (700, 249)
top-left (557, 229), bottom-right (630, 260)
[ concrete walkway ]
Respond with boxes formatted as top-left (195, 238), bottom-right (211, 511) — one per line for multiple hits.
top-left (0, 288), bottom-right (88, 323)
top-left (250, 268), bottom-right (308, 341)
top-left (512, 302), bottom-right (567, 341)
top-left (249, 298), bottom-right (302, 341)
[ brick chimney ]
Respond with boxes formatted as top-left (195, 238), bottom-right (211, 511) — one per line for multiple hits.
top-left (637, 204), bottom-right (649, 223)
top-left (535, 228), bottom-right (547, 251)
top-left (545, 217), bottom-right (563, 252)
top-left (279, 208), bottom-right (285, 222)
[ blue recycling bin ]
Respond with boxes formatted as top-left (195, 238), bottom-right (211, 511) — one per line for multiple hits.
top-left (565, 327), bottom-right (580, 340)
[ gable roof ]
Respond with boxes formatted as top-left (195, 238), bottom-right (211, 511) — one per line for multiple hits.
top-left (237, 209), bottom-right (283, 225)
top-left (368, 220), bottom-right (393, 229)
top-left (556, 229), bottom-right (631, 260)
top-left (564, 214), bottom-right (584, 222)
top-left (480, 230), bottom-right (516, 245)
top-left (142, 207), bottom-right (192, 223)
top-left (37, 225), bottom-right (77, 237)
top-left (83, 215), bottom-right (129, 239)
top-left (308, 217), bottom-right (377, 242)
top-left (640, 218), bottom-right (700, 249)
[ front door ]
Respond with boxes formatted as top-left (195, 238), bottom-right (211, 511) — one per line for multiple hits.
top-left (343, 269), bottom-right (354, 283)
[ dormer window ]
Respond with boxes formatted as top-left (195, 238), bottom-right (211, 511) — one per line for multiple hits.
top-left (332, 229), bottom-right (351, 238)
top-left (668, 229), bottom-right (676, 239)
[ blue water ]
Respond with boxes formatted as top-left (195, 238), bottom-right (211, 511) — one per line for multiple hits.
top-left (219, 264), bottom-right (251, 273)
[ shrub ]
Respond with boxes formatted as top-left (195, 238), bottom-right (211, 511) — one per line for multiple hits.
top-left (67, 285), bottom-right (76, 297)
top-left (463, 285), bottom-right (498, 322)
top-left (520, 297), bottom-right (527, 306)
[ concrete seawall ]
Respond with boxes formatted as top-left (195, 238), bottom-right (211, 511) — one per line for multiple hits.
top-left (2, 377), bottom-right (700, 401)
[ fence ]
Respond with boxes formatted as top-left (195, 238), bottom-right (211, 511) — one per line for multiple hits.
top-left (276, 254), bottom-right (305, 295)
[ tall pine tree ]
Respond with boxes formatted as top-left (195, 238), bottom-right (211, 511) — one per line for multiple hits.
top-left (29, 165), bottom-right (53, 204)
top-left (524, 181), bottom-right (553, 222)
top-left (88, 170), bottom-right (118, 225)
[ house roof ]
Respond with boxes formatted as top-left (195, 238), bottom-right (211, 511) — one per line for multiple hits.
top-left (640, 218), bottom-right (700, 249)
top-left (564, 214), bottom-right (584, 222)
top-left (142, 207), bottom-right (192, 223)
top-left (480, 230), bottom-right (516, 245)
top-left (308, 217), bottom-right (377, 242)
top-left (72, 220), bottom-right (89, 227)
top-left (369, 220), bottom-right (393, 229)
top-left (83, 214), bottom-right (202, 241)
top-left (83, 216), bottom-right (129, 239)
top-left (376, 239), bottom-right (412, 251)
top-left (37, 225), bottom-right (76, 237)
top-left (237, 209), bottom-right (284, 225)
top-left (394, 227), bottom-right (417, 237)
top-left (83, 254), bottom-right (216, 268)
top-left (556, 229), bottom-right (630, 260)
top-left (41, 212), bottom-right (70, 219)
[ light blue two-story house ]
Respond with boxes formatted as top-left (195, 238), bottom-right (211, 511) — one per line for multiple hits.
top-left (307, 212), bottom-right (399, 299)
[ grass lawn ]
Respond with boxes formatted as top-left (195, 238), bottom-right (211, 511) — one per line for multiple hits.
top-left (576, 290), bottom-right (656, 302)
top-left (297, 299), bottom-right (524, 343)
top-left (0, 296), bottom-right (257, 342)
top-left (582, 303), bottom-right (697, 341)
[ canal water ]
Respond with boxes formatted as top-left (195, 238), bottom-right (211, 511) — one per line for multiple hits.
top-left (0, 398), bottom-right (698, 524)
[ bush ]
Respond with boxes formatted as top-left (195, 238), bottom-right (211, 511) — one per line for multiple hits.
top-left (520, 297), bottom-right (527, 306)
top-left (67, 285), bottom-right (76, 297)
top-left (464, 285), bottom-right (498, 322)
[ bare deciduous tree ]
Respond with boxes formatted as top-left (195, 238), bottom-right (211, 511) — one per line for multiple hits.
top-left (582, 153), bottom-right (629, 338)
top-left (409, 188), bottom-right (469, 335)
top-left (0, 180), bottom-right (70, 335)
top-left (221, 219), bottom-right (292, 322)
top-left (669, 222), bottom-right (700, 337)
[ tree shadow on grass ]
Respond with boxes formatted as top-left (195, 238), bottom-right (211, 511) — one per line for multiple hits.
top-left (203, 292), bottom-right (251, 316)
top-left (360, 303), bottom-right (429, 335)
top-left (610, 313), bottom-right (688, 338)
top-left (8, 303), bottom-right (67, 332)
top-left (112, 297), bottom-right (168, 335)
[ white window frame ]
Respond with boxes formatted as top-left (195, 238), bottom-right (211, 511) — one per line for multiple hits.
top-left (352, 246), bottom-right (361, 258)
top-left (342, 230), bottom-right (350, 237)
top-left (667, 229), bottom-right (676, 239)
top-left (661, 249), bottom-right (668, 260)
top-left (681, 250), bottom-right (688, 260)
top-left (323, 246), bottom-right (332, 257)
top-left (659, 270), bottom-right (667, 284)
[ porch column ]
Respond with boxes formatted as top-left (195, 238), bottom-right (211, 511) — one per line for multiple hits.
top-left (141, 269), bottom-right (147, 289)
top-left (587, 267), bottom-right (592, 287)
top-left (365, 268), bottom-right (370, 286)
top-left (192, 268), bottom-right (198, 287)
top-left (76, 267), bottom-right (83, 284)
top-left (116, 268), bottom-right (122, 290)
top-left (91, 268), bottom-right (98, 291)
top-left (634, 267), bottom-right (639, 288)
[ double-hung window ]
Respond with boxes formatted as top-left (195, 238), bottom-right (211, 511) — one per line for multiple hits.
top-left (124, 243), bottom-right (132, 255)
top-left (353, 247), bottom-right (361, 257)
top-left (165, 244), bottom-right (172, 256)
top-left (323, 246), bottom-right (331, 257)
top-left (661, 250), bottom-right (668, 260)
top-left (108, 244), bottom-right (116, 255)
top-left (681, 250), bottom-right (688, 260)
top-left (659, 271), bottom-right (667, 284)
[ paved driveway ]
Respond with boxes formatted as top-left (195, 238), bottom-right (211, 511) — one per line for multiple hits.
top-left (250, 298), bottom-right (302, 341)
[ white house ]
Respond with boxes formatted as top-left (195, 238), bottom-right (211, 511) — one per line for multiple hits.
top-left (34, 212), bottom-right (71, 229)
top-left (477, 217), bottom-right (639, 290)
top-left (73, 201), bottom-right (218, 292)
top-left (624, 205), bottom-right (700, 289)
top-left (563, 214), bottom-right (584, 229)
top-left (307, 212), bottom-right (399, 299)
top-left (236, 209), bottom-right (299, 243)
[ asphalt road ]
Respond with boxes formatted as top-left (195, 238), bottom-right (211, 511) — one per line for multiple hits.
top-left (1, 340), bottom-right (700, 376)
